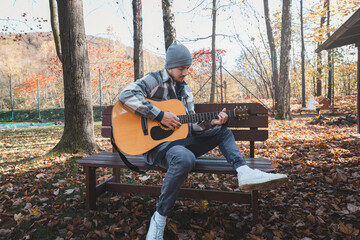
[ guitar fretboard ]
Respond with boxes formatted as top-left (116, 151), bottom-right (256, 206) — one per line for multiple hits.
top-left (178, 110), bottom-right (236, 124)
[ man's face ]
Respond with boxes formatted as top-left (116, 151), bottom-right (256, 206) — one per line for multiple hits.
top-left (167, 65), bottom-right (191, 83)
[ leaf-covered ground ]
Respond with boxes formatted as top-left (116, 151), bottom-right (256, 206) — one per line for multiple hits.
top-left (0, 114), bottom-right (359, 239)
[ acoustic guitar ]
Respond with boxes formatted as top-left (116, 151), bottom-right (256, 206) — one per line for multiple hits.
top-left (112, 99), bottom-right (249, 156)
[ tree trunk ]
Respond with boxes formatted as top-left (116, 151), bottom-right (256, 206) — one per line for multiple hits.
top-left (277, 0), bottom-right (292, 120)
top-left (132, 0), bottom-right (144, 81)
top-left (313, 76), bottom-right (316, 96)
top-left (162, 0), bottom-right (176, 51)
top-left (51, 0), bottom-right (98, 154)
top-left (49, 0), bottom-right (62, 62)
top-left (300, 0), bottom-right (306, 107)
top-left (326, 0), bottom-right (332, 101)
top-left (263, 0), bottom-right (279, 110)
top-left (316, 0), bottom-right (327, 96)
top-left (316, 53), bottom-right (322, 96)
top-left (210, 0), bottom-right (217, 103)
top-left (327, 49), bottom-right (332, 99)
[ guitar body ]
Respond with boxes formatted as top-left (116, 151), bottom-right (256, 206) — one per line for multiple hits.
top-left (112, 99), bottom-right (189, 155)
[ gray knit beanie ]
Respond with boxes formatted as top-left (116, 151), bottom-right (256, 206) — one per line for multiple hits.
top-left (165, 41), bottom-right (192, 69)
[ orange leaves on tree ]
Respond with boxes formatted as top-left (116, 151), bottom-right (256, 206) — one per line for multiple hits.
top-left (192, 48), bottom-right (226, 72)
top-left (103, 59), bottom-right (134, 79)
top-left (88, 43), bottom-right (134, 96)
top-left (13, 74), bottom-right (57, 97)
top-left (87, 44), bottom-right (125, 59)
top-left (91, 59), bottom-right (134, 94)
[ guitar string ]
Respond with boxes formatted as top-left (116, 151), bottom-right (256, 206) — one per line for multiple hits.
top-left (179, 110), bottom-right (236, 124)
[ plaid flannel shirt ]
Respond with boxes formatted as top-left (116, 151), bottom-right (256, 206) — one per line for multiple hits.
top-left (118, 69), bottom-right (211, 133)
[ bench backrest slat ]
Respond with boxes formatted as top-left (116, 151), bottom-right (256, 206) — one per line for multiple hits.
top-left (232, 130), bottom-right (268, 141)
top-left (194, 103), bottom-right (267, 114)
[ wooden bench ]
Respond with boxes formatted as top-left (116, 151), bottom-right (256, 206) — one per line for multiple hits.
top-left (77, 102), bottom-right (274, 225)
top-left (316, 97), bottom-right (339, 114)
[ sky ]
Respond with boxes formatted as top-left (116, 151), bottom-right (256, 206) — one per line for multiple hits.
top-left (0, 0), bottom-right (354, 69)
top-left (1, 0), bottom-right (280, 69)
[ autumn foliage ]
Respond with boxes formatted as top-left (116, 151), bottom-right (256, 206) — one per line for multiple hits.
top-left (189, 48), bottom-right (227, 102)
top-left (191, 48), bottom-right (226, 72)
top-left (13, 73), bottom-right (62, 109)
top-left (87, 44), bottom-right (134, 104)
top-left (0, 34), bottom-right (163, 111)
top-left (7, 41), bottom-right (136, 110)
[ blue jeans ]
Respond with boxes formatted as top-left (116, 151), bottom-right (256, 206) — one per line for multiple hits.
top-left (145, 126), bottom-right (246, 216)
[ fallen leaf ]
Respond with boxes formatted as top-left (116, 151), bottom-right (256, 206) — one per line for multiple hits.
top-left (190, 224), bottom-right (204, 230)
top-left (94, 229), bottom-right (107, 238)
top-left (29, 205), bottom-right (41, 216)
top-left (36, 173), bottom-right (45, 179)
top-left (12, 199), bottom-right (23, 207)
top-left (14, 213), bottom-right (24, 221)
top-left (53, 189), bottom-right (59, 196)
top-left (136, 225), bottom-right (147, 235)
top-left (64, 189), bottom-right (74, 195)
top-left (168, 221), bottom-right (178, 233)
top-left (66, 231), bottom-right (73, 239)
top-left (347, 203), bottom-right (360, 213)
top-left (138, 175), bottom-right (150, 182)
top-left (24, 202), bottom-right (32, 210)
top-left (0, 229), bottom-right (12, 236)
top-left (339, 222), bottom-right (354, 235)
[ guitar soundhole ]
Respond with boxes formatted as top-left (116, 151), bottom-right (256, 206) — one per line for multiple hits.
top-left (150, 125), bottom-right (174, 140)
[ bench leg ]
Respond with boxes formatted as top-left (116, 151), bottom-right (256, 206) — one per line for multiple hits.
top-left (85, 166), bottom-right (97, 210)
top-left (250, 141), bottom-right (255, 158)
top-left (251, 190), bottom-right (259, 225)
top-left (113, 168), bottom-right (120, 182)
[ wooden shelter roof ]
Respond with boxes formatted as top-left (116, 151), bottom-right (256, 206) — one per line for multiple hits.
top-left (316, 8), bottom-right (360, 53)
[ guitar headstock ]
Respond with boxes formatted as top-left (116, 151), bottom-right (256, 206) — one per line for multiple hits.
top-left (234, 106), bottom-right (250, 119)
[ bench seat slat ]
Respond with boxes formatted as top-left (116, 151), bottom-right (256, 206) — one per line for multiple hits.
top-left (78, 152), bottom-right (274, 173)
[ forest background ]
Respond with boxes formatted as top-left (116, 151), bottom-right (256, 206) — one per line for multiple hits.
top-left (0, 0), bottom-right (359, 117)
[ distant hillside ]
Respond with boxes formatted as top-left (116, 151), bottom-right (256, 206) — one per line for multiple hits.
top-left (0, 31), bottom-right (164, 71)
top-left (0, 32), bottom-right (164, 110)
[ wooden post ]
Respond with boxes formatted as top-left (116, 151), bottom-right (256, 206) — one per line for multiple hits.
top-left (250, 127), bottom-right (256, 158)
top-left (250, 141), bottom-right (255, 158)
top-left (85, 167), bottom-right (97, 210)
top-left (113, 168), bottom-right (120, 182)
top-left (357, 45), bottom-right (360, 133)
top-left (251, 190), bottom-right (259, 225)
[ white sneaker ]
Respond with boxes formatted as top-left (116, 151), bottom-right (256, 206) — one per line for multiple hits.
top-left (146, 212), bottom-right (166, 240)
top-left (237, 166), bottom-right (288, 191)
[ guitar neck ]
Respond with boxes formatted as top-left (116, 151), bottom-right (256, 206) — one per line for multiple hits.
top-left (178, 110), bottom-right (235, 124)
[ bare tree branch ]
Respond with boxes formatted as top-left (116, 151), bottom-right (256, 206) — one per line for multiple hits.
top-left (49, 0), bottom-right (62, 62)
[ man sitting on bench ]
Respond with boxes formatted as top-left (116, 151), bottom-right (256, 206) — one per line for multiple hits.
top-left (118, 41), bottom-right (288, 240)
